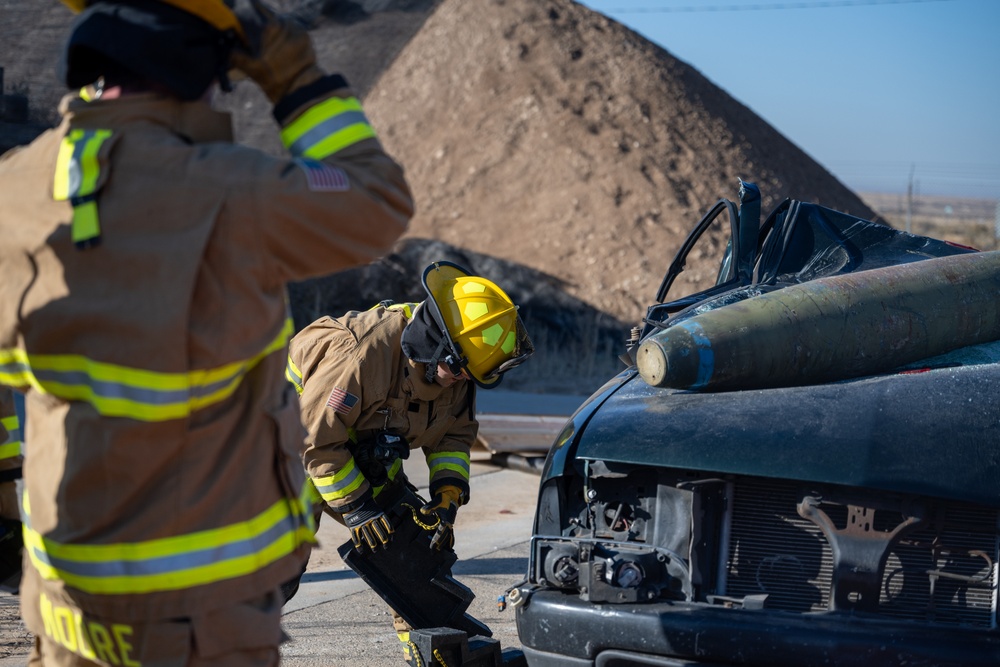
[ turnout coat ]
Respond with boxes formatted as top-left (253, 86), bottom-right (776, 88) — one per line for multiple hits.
top-left (286, 304), bottom-right (476, 512)
top-left (0, 77), bottom-right (412, 623)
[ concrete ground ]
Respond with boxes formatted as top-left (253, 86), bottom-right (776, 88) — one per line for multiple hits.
top-left (0, 391), bottom-right (584, 667)
top-left (278, 453), bottom-right (541, 667)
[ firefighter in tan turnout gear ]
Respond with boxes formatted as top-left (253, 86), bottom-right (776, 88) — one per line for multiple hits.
top-left (0, 0), bottom-right (412, 664)
top-left (283, 261), bottom-right (533, 647)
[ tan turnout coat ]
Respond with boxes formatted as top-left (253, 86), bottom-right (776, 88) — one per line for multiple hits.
top-left (0, 82), bottom-right (412, 625)
top-left (287, 305), bottom-right (476, 512)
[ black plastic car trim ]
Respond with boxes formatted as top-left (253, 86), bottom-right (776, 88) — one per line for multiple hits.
top-left (516, 590), bottom-right (1000, 667)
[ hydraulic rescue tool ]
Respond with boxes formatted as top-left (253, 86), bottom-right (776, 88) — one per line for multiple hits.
top-left (337, 481), bottom-right (526, 665)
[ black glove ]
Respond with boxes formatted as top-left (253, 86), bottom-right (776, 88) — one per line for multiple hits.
top-left (343, 494), bottom-right (393, 552)
top-left (372, 433), bottom-right (410, 465)
top-left (352, 433), bottom-right (409, 487)
top-left (352, 447), bottom-right (388, 486)
top-left (420, 485), bottom-right (463, 551)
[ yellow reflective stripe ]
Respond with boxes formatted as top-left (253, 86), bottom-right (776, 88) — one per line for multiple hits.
top-left (0, 442), bottom-right (19, 461)
top-left (280, 96), bottom-right (376, 159)
top-left (23, 487), bottom-right (315, 595)
top-left (427, 451), bottom-right (471, 481)
top-left (0, 318), bottom-right (293, 422)
top-left (386, 303), bottom-right (416, 318)
top-left (53, 129), bottom-right (113, 245)
top-left (296, 477), bottom-right (318, 535)
top-left (77, 131), bottom-right (108, 195)
top-left (53, 137), bottom-right (76, 200)
top-left (1, 415), bottom-right (21, 460)
top-left (71, 200), bottom-right (100, 245)
top-left (285, 355), bottom-right (304, 395)
top-left (369, 302), bottom-right (417, 318)
top-left (306, 477), bottom-right (323, 505)
top-left (312, 457), bottom-right (365, 502)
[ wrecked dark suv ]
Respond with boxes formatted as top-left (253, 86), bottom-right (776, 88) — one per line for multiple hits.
top-left (513, 183), bottom-right (1000, 666)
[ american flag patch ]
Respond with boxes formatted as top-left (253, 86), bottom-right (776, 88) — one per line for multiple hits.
top-left (295, 159), bottom-right (350, 192)
top-left (326, 387), bottom-right (359, 414)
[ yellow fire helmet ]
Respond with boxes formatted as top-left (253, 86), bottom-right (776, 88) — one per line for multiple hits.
top-left (60, 0), bottom-right (247, 43)
top-left (421, 261), bottom-right (534, 389)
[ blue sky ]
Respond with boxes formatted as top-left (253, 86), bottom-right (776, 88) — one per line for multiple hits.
top-left (575, 0), bottom-right (1000, 199)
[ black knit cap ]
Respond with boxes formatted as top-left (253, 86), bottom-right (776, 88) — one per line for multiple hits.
top-left (59, 1), bottom-right (238, 100)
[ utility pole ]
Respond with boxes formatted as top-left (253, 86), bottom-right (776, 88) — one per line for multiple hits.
top-left (905, 164), bottom-right (914, 234)
top-left (994, 199), bottom-right (999, 249)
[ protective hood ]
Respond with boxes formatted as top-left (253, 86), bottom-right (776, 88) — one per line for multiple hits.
top-left (400, 302), bottom-right (448, 372)
top-left (60, 1), bottom-right (238, 100)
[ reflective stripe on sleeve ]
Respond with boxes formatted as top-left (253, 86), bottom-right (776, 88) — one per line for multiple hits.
top-left (0, 318), bottom-right (294, 423)
top-left (280, 96), bottom-right (376, 159)
top-left (426, 451), bottom-right (471, 482)
top-left (21, 478), bottom-right (316, 595)
top-left (286, 356), bottom-right (304, 395)
top-left (311, 457), bottom-right (365, 503)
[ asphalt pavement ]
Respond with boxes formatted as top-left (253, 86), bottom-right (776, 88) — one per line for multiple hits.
top-left (0, 391), bottom-right (584, 667)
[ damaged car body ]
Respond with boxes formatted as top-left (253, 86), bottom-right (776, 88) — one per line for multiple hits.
top-left (513, 182), bottom-right (1000, 667)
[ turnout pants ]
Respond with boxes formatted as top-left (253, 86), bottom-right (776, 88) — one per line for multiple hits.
top-left (21, 569), bottom-right (286, 667)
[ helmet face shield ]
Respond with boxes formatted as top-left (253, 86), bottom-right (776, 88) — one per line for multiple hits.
top-left (421, 261), bottom-right (533, 389)
top-left (482, 318), bottom-right (534, 381)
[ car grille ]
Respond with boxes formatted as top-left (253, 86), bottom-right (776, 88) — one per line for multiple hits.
top-left (723, 477), bottom-right (998, 628)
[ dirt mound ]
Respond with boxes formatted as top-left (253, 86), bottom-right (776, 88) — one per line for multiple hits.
top-left (364, 0), bottom-right (876, 324)
top-left (0, 0), bottom-right (879, 389)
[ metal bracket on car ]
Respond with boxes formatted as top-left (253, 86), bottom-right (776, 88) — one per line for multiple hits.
top-left (798, 496), bottom-right (925, 613)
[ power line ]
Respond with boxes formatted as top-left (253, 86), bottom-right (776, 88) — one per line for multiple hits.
top-left (593, 0), bottom-right (958, 14)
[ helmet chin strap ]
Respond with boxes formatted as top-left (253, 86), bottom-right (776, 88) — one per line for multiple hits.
top-left (425, 339), bottom-right (448, 384)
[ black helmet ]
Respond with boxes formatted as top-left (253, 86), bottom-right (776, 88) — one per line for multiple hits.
top-left (59, 1), bottom-right (245, 100)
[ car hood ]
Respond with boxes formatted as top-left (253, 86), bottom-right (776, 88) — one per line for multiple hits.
top-left (575, 343), bottom-right (1000, 508)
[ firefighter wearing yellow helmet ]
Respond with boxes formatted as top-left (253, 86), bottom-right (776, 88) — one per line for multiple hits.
top-left (420, 260), bottom-right (534, 388)
top-left (281, 262), bottom-right (531, 658)
top-left (1, 0), bottom-right (412, 664)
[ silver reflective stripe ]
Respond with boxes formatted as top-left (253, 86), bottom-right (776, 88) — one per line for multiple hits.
top-left (0, 318), bottom-right (293, 422)
top-left (428, 453), bottom-right (471, 480)
top-left (29, 366), bottom-right (231, 404)
top-left (26, 513), bottom-right (295, 579)
top-left (314, 464), bottom-right (364, 499)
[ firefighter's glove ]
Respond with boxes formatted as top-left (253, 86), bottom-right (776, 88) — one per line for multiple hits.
top-left (420, 485), bottom-right (463, 551)
top-left (352, 447), bottom-right (388, 487)
top-left (343, 494), bottom-right (393, 552)
top-left (229, 0), bottom-right (324, 103)
top-left (353, 433), bottom-right (409, 487)
top-left (372, 433), bottom-right (410, 465)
